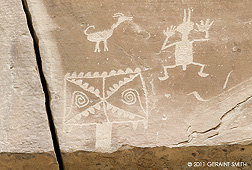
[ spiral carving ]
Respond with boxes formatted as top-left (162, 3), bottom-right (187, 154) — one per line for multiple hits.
top-left (74, 91), bottom-right (89, 108)
top-left (121, 89), bottom-right (138, 105)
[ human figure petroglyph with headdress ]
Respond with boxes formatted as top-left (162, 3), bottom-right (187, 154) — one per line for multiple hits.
top-left (159, 8), bottom-right (214, 81)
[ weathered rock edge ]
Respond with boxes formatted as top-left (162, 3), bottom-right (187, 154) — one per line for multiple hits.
top-left (0, 151), bottom-right (58, 170)
top-left (62, 143), bottom-right (252, 170)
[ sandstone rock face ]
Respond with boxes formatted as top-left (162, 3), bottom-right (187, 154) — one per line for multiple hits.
top-left (62, 144), bottom-right (252, 170)
top-left (26, 0), bottom-right (252, 154)
top-left (0, 0), bottom-right (57, 168)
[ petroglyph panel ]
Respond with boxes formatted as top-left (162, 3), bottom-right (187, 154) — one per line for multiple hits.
top-left (64, 68), bottom-right (148, 151)
top-left (27, 0), bottom-right (252, 152)
top-left (64, 68), bottom-right (148, 124)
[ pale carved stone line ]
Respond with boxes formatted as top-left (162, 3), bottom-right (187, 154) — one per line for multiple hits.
top-left (223, 70), bottom-right (233, 89)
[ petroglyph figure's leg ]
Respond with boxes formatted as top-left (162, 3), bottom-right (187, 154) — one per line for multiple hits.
top-left (158, 65), bottom-right (177, 81)
top-left (94, 41), bottom-right (101, 52)
top-left (104, 40), bottom-right (108, 51)
top-left (192, 62), bottom-right (209, 77)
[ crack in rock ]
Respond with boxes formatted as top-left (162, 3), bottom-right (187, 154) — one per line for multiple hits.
top-left (21, 0), bottom-right (64, 169)
top-left (173, 95), bottom-right (252, 146)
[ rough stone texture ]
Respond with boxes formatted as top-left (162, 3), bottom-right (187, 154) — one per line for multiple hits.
top-left (26, 0), bottom-right (252, 155)
top-left (0, 152), bottom-right (58, 170)
top-left (0, 0), bottom-right (58, 168)
top-left (62, 144), bottom-right (252, 170)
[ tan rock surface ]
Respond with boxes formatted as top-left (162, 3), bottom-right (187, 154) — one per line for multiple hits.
top-left (0, 0), bottom-right (57, 166)
top-left (62, 144), bottom-right (252, 170)
top-left (0, 152), bottom-right (58, 170)
top-left (26, 0), bottom-right (252, 153)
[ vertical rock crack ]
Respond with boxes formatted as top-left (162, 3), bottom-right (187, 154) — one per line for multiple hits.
top-left (21, 0), bottom-right (64, 169)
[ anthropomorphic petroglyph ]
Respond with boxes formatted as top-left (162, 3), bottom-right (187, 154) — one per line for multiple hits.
top-left (64, 68), bottom-right (148, 151)
top-left (159, 9), bottom-right (214, 80)
top-left (84, 13), bottom-right (133, 52)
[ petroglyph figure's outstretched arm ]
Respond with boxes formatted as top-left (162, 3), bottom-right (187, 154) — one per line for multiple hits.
top-left (196, 19), bottom-right (214, 39)
top-left (161, 26), bottom-right (177, 50)
top-left (192, 19), bottom-right (213, 43)
top-left (162, 39), bottom-right (177, 50)
top-left (192, 38), bottom-right (209, 43)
